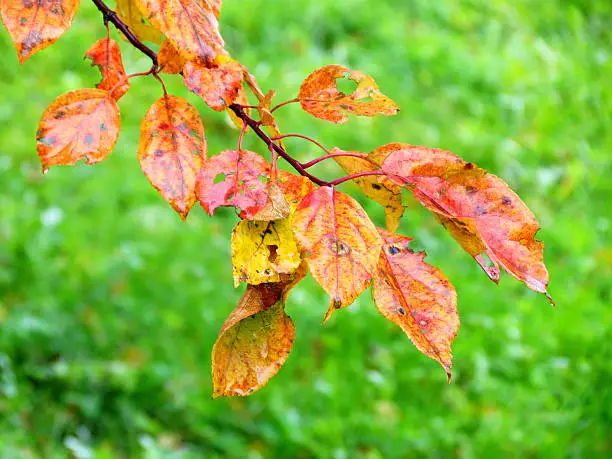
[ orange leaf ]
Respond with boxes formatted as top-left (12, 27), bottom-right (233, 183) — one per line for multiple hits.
top-left (85, 38), bottom-right (130, 101)
top-left (36, 89), bottom-right (120, 170)
top-left (276, 170), bottom-right (316, 211)
top-left (372, 229), bottom-right (459, 380)
top-left (292, 187), bottom-right (382, 321)
top-left (135, 0), bottom-right (224, 61)
top-left (380, 144), bottom-right (552, 302)
top-left (138, 95), bottom-right (206, 220)
top-left (183, 56), bottom-right (244, 111)
top-left (1, 0), bottom-right (80, 63)
top-left (298, 65), bottom-right (399, 124)
top-left (158, 39), bottom-right (185, 74)
top-left (208, 0), bottom-right (222, 19)
top-left (212, 275), bottom-right (302, 397)
top-left (196, 149), bottom-right (274, 219)
top-left (332, 147), bottom-right (404, 231)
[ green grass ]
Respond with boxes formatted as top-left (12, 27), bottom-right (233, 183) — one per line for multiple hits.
top-left (1, 0), bottom-right (611, 457)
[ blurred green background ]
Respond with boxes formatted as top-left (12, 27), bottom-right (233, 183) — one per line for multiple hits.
top-left (1, 0), bottom-right (611, 457)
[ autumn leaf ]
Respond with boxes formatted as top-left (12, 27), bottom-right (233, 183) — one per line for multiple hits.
top-left (135, 0), bottom-right (224, 61)
top-left (183, 55), bottom-right (244, 111)
top-left (332, 147), bottom-right (404, 232)
top-left (0, 0), bottom-right (80, 63)
top-left (196, 149), bottom-right (276, 219)
top-left (212, 275), bottom-right (302, 397)
top-left (231, 218), bottom-right (301, 286)
top-left (380, 143), bottom-right (552, 302)
top-left (208, 0), bottom-right (222, 19)
top-left (275, 170), bottom-right (316, 211)
top-left (372, 228), bottom-right (459, 380)
top-left (292, 187), bottom-right (382, 321)
top-left (227, 84), bottom-right (250, 130)
top-left (85, 38), bottom-right (130, 101)
top-left (115, 0), bottom-right (162, 44)
top-left (37, 89), bottom-right (120, 170)
top-left (138, 95), bottom-right (206, 220)
top-left (297, 65), bottom-right (399, 124)
top-left (158, 39), bottom-right (185, 74)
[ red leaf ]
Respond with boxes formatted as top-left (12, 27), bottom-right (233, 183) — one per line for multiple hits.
top-left (85, 38), bottom-right (130, 101)
top-left (373, 229), bottom-right (459, 380)
top-left (298, 65), bottom-right (399, 124)
top-left (138, 95), bottom-right (206, 220)
top-left (183, 55), bottom-right (244, 111)
top-left (36, 89), bottom-right (120, 170)
top-left (196, 149), bottom-right (273, 219)
top-left (380, 143), bottom-right (552, 302)
top-left (0, 0), bottom-right (80, 63)
top-left (135, 0), bottom-right (224, 61)
top-left (292, 187), bottom-right (383, 321)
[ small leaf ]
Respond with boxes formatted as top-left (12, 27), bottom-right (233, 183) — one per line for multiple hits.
top-left (85, 38), bottom-right (130, 101)
top-left (138, 95), bottom-right (206, 220)
top-left (183, 55), bottom-right (244, 111)
top-left (1, 0), bottom-right (80, 63)
top-left (231, 218), bottom-right (301, 286)
top-left (381, 143), bottom-right (552, 302)
top-left (115, 0), bottom-right (163, 44)
top-left (196, 149), bottom-right (273, 219)
top-left (212, 275), bottom-right (303, 397)
top-left (298, 65), bottom-right (399, 124)
top-left (158, 39), bottom-right (185, 74)
top-left (36, 89), bottom-right (120, 169)
top-left (292, 187), bottom-right (382, 321)
top-left (332, 147), bottom-right (404, 231)
top-left (372, 228), bottom-right (459, 380)
top-left (135, 0), bottom-right (224, 61)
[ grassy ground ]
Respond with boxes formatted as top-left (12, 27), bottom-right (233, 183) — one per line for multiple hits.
top-left (1, 0), bottom-right (611, 457)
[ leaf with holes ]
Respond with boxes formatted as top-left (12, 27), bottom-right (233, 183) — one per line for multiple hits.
top-left (36, 89), bottom-right (120, 170)
top-left (196, 149), bottom-right (276, 219)
top-left (373, 228), bottom-right (459, 379)
top-left (292, 187), bottom-right (382, 321)
top-left (135, 0), bottom-right (224, 61)
top-left (381, 143), bottom-right (552, 302)
top-left (138, 95), bottom-right (206, 220)
top-left (231, 218), bottom-right (301, 286)
top-left (212, 274), bottom-right (303, 397)
top-left (184, 55), bottom-right (244, 111)
top-left (0, 0), bottom-right (80, 63)
top-left (158, 39), bottom-right (185, 74)
top-left (115, 0), bottom-right (162, 44)
top-left (332, 147), bottom-right (404, 231)
top-left (297, 65), bottom-right (399, 124)
top-left (85, 38), bottom-right (130, 101)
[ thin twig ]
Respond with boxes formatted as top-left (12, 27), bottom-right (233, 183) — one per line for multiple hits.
top-left (271, 133), bottom-right (331, 155)
top-left (301, 152), bottom-right (379, 169)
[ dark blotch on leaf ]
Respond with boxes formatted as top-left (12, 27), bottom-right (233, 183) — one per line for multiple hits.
top-left (388, 245), bottom-right (400, 255)
top-left (372, 183), bottom-right (382, 190)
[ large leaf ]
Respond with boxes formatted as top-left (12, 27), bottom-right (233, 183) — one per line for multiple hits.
top-left (292, 186), bottom-right (382, 321)
top-left (212, 276), bottom-right (302, 397)
top-left (135, 0), bottom-right (224, 61)
top-left (183, 55), bottom-right (244, 111)
top-left (372, 229), bottom-right (459, 379)
top-left (298, 65), bottom-right (399, 124)
top-left (115, 0), bottom-right (162, 44)
top-left (332, 147), bottom-right (404, 231)
top-left (85, 38), bottom-right (129, 101)
top-left (196, 149), bottom-right (275, 219)
top-left (138, 95), bottom-right (206, 220)
top-left (380, 143), bottom-right (552, 301)
top-left (36, 89), bottom-right (120, 170)
top-left (1, 0), bottom-right (80, 63)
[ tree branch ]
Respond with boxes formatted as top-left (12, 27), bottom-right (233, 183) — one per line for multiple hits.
top-left (91, 0), bottom-right (158, 70)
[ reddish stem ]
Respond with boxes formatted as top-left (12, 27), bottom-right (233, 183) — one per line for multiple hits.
top-left (270, 133), bottom-right (331, 155)
top-left (327, 170), bottom-right (386, 187)
top-left (302, 152), bottom-right (379, 169)
top-left (270, 98), bottom-right (300, 113)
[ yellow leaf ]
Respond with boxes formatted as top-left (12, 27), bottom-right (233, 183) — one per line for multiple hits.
top-left (115, 0), bottom-right (163, 44)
